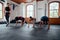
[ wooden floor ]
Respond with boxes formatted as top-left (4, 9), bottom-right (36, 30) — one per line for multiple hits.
top-left (0, 24), bottom-right (60, 40)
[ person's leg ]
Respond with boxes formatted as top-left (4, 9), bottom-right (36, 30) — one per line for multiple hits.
top-left (32, 22), bottom-right (34, 28)
top-left (5, 15), bottom-right (9, 26)
top-left (15, 17), bottom-right (18, 26)
top-left (39, 21), bottom-right (42, 27)
top-left (28, 23), bottom-right (29, 28)
top-left (21, 21), bottom-right (24, 26)
top-left (16, 21), bottom-right (18, 26)
top-left (5, 15), bottom-right (7, 23)
top-left (40, 21), bottom-right (43, 28)
top-left (33, 20), bottom-right (35, 28)
top-left (48, 21), bottom-right (50, 30)
top-left (27, 18), bottom-right (30, 28)
top-left (7, 16), bottom-right (9, 23)
top-left (21, 18), bottom-right (25, 26)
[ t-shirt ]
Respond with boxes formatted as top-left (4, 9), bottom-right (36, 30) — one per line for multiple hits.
top-left (41, 16), bottom-right (48, 21)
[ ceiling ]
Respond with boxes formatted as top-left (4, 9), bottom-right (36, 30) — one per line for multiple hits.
top-left (11, 0), bottom-right (43, 4)
top-left (11, 0), bottom-right (26, 4)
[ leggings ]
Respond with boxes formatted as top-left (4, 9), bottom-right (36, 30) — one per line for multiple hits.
top-left (5, 15), bottom-right (9, 23)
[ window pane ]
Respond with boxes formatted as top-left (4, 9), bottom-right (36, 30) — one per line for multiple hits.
top-left (27, 5), bottom-right (34, 17)
top-left (50, 2), bottom-right (59, 9)
top-left (50, 11), bottom-right (53, 17)
top-left (0, 3), bottom-right (2, 10)
top-left (0, 3), bottom-right (2, 18)
top-left (0, 11), bottom-right (2, 18)
top-left (49, 2), bottom-right (59, 18)
top-left (27, 5), bottom-right (34, 10)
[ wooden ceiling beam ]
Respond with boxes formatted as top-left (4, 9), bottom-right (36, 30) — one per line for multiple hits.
top-left (11, 0), bottom-right (26, 4)
top-left (36, 0), bottom-right (43, 1)
top-left (11, 0), bottom-right (35, 4)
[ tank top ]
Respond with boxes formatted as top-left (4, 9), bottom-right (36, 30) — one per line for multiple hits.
top-left (5, 7), bottom-right (10, 11)
top-left (5, 7), bottom-right (10, 15)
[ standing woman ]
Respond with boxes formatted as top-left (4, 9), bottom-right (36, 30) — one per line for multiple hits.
top-left (5, 3), bottom-right (11, 26)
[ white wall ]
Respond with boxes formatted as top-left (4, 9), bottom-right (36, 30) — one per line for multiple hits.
top-left (9, 0), bottom-right (60, 22)
top-left (0, 0), bottom-right (7, 22)
top-left (10, 2), bottom-right (25, 21)
top-left (36, 0), bottom-right (48, 21)
top-left (24, 1), bottom-right (36, 18)
top-left (36, 1), bottom-right (45, 21)
top-left (9, 1), bottom-right (20, 21)
top-left (0, 0), bottom-right (60, 22)
top-left (36, 0), bottom-right (60, 21)
top-left (19, 3), bottom-right (24, 17)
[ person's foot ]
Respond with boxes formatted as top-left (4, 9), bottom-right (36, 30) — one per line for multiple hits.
top-left (33, 25), bottom-right (35, 28)
top-left (28, 26), bottom-right (29, 28)
top-left (21, 25), bottom-right (23, 27)
top-left (33, 26), bottom-right (35, 28)
top-left (6, 23), bottom-right (9, 27)
top-left (6, 24), bottom-right (8, 27)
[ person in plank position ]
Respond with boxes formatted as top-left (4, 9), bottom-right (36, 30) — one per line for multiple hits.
top-left (15, 16), bottom-right (25, 26)
top-left (27, 16), bottom-right (36, 28)
top-left (40, 16), bottom-right (50, 29)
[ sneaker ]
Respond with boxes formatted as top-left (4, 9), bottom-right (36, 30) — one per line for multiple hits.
top-left (6, 23), bottom-right (9, 27)
top-left (6, 24), bottom-right (8, 27)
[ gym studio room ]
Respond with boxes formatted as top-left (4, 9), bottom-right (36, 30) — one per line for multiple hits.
top-left (0, 0), bottom-right (60, 40)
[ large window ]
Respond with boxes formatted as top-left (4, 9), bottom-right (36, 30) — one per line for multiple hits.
top-left (0, 3), bottom-right (2, 18)
top-left (49, 2), bottom-right (59, 18)
top-left (27, 5), bottom-right (34, 17)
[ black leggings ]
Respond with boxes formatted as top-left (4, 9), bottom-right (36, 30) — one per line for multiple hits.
top-left (5, 15), bottom-right (9, 23)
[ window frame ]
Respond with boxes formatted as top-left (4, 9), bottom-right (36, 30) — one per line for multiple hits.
top-left (0, 2), bottom-right (3, 19)
top-left (26, 4), bottom-right (35, 18)
top-left (48, 1), bottom-right (60, 18)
